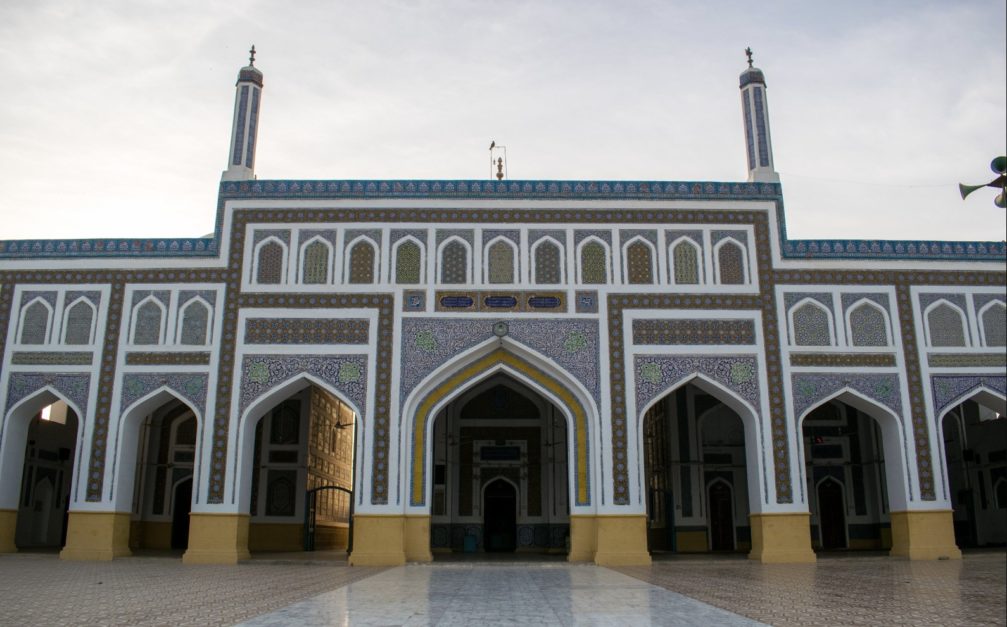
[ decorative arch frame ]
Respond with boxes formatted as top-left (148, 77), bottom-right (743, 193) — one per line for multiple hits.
top-left (16, 296), bottom-right (53, 345)
top-left (575, 236), bottom-right (611, 284)
top-left (636, 372), bottom-right (766, 510)
top-left (251, 236), bottom-right (289, 285)
top-left (977, 299), bottom-right (1007, 347)
top-left (923, 299), bottom-right (970, 348)
top-left (60, 296), bottom-right (98, 345)
top-left (483, 235), bottom-right (519, 284)
top-left (453, 373), bottom-right (550, 419)
top-left (934, 386), bottom-right (1007, 505)
top-left (844, 297), bottom-right (892, 348)
top-left (110, 388), bottom-right (203, 510)
top-left (531, 235), bottom-right (565, 285)
top-left (622, 236), bottom-right (657, 284)
top-left (403, 339), bottom-right (595, 510)
top-left (788, 297), bottom-right (836, 347)
top-left (437, 235), bottom-right (473, 284)
top-left (392, 235), bottom-right (426, 284)
top-left (795, 388), bottom-right (911, 511)
top-left (0, 388), bottom-right (85, 511)
top-left (297, 235), bottom-right (334, 285)
top-left (712, 237), bottom-right (749, 285)
top-left (129, 295), bottom-right (168, 345)
top-left (668, 236), bottom-right (704, 286)
top-left (233, 373), bottom-right (365, 513)
top-left (343, 235), bottom-right (380, 284)
top-left (176, 296), bottom-right (213, 346)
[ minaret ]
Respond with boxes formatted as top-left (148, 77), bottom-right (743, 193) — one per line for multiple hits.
top-left (739, 48), bottom-right (779, 183)
top-left (222, 46), bottom-right (264, 181)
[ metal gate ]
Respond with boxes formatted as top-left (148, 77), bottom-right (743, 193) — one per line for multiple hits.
top-left (303, 485), bottom-right (353, 552)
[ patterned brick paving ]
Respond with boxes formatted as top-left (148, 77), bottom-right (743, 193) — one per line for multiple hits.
top-left (614, 551), bottom-right (1007, 627)
top-left (0, 553), bottom-right (383, 626)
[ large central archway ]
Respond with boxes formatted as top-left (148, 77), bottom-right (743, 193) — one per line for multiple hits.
top-left (402, 339), bottom-right (596, 560)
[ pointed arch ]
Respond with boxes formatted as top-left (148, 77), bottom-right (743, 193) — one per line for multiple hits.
top-left (484, 236), bottom-right (518, 284)
top-left (17, 297), bottom-right (52, 345)
top-left (669, 236), bottom-right (703, 285)
top-left (623, 237), bottom-right (656, 284)
top-left (393, 236), bottom-right (425, 284)
top-left (252, 237), bottom-right (287, 285)
top-left (61, 296), bottom-right (96, 345)
top-left (845, 298), bottom-right (891, 347)
top-left (532, 236), bottom-right (564, 284)
top-left (924, 299), bottom-right (969, 348)
top-left (934, 386), bottom-right (1007, 426)
top-left (130, 296), bottom-right (167, 345)
top-left (636, 372), bottom-right (765, 509)
top-left (110, 388), bottom-right (202, 510)
top-left (298, 236), bottom-right (333, 285)
top-left (233, 373), bottom-right (364, 513)
top-left (438, 236), bottom-right (471, 284)
top-left (404, 339), bottom-right (595, 509)
top-left (796, 388), bottom-right (910, 512)
top-left (788, 297), bottom-right (835, 347)
top-left (978, 300), bottom-right (1006, 347)
top-left (344, 236), bottom-right (379, 284)
top-left (0, 388), bottom-right (84, 512)
top-left (713, 237), bottom-right (748, 285)
top-left (577, 237), bottom-right (610, 284)
top-left (177, 296), bottom-right (212, 346)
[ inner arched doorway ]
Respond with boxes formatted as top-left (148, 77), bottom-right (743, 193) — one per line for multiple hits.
top-left (940, 392), bottom-right (1007, 548)
top-left (800, 396), bottom-right (897, 552)
top-left (642, 380), bottom-right (754, 554)
top-left (428, 374), bottom-right (570, 556)
top-left (126, 397), bottom-right (198, 552)
top-left (237, 381), bottom-right (357, 553)
top-left (13, 401), bottom-right (79, 550)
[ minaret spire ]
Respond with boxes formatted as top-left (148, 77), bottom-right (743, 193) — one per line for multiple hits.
top-left (222, 46), bottom-right (264, 181)
top-left (739, 48), bottom-right (779, 183)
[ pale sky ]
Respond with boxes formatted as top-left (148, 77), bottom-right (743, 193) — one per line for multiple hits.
top-left (0, 0), bottom-right (1004, 243)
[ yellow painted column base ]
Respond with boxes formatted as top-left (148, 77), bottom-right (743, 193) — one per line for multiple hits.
top-left (60, 511), bottom-right (132, 561)
top-left (182, 513), bottom-right (251, 564)
top-left (568, 515), bottom-right (596, 562)
top-left (889, 510), bottom-right (962, 560)
top-left (748, 512), bottom-right (816, 563)
top-left (0, 509), bottom-right (17, 553)
top-left (593, 515), bottom-right (652, 566)
top-left (348, 514), bottom-right (406, 566)
top-left (404, 515), bottom-right (433, 562)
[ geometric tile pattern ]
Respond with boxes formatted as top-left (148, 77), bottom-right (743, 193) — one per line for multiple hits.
top-left (244, 318), bottom-right (369, 345)
top-left (930, 374), bottom-right (1007, 419)
top-left (632, 319), bottom-right (756, 345)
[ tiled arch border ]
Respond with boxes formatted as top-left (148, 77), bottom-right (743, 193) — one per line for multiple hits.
top-left (408, 348), bottom-right (591, 508)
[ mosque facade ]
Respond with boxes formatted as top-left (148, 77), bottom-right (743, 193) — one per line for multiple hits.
top-left (0, 54), bottom-right (1004, 566)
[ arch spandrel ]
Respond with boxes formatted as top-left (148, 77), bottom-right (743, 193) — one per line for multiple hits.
top-left (121, 373), bottom-right (208, 418)
top-left (4, 373), bottom-right (91, 422)
top-left (238, 354), bottom-right (368, 419)
top-left (931, 376), bottom-right (1007, 419)
top-left (791, 373), bottom-right (903, 422)
top-left (406, 346), bottom-right (592, 509)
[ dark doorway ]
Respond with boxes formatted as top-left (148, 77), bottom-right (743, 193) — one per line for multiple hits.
top-left (171, 478), bottom-right (193, 550)
top-left (708, 481), bottom-right (735, 551)
top-left (818, 479), bottom-right (847, 549)
top-left (483, 480), bottom-right (517, 552)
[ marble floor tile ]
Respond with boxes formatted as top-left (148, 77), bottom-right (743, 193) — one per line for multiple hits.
top-left (238, 563), bottom-right (764, 626)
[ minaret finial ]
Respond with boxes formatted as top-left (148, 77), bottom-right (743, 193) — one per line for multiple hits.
top-left (249, 45), bottom-right (256, 67)
top-left (745, 47), bottom-right (753, 68)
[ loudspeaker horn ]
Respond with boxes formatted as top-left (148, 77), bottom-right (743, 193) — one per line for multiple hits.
top-left (959, 182), bottom-right (986, 200)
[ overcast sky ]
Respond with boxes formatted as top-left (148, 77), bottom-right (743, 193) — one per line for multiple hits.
top-left (0, 0), bottom-right (1004, 243)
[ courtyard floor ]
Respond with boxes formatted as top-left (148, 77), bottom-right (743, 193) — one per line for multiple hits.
top-left (0, 550), bottom-right (1002, 626)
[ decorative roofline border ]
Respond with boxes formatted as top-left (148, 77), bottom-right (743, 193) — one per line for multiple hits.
top-left (0, 179), bottom-right (1003, 261)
